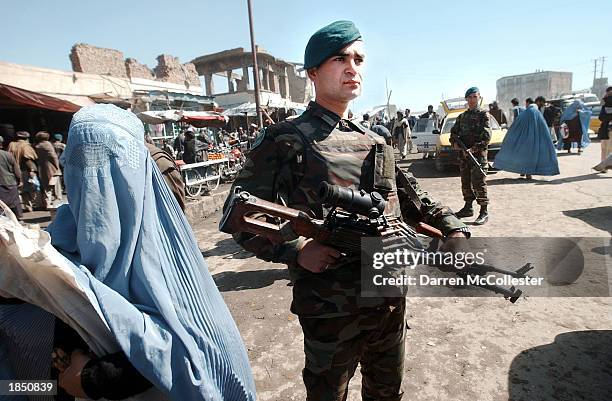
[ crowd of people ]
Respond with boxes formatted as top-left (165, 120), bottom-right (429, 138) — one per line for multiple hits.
top-left (170, 125), bottom-right (257, 164)
top-left (0, 130), bottom-right (65, 219)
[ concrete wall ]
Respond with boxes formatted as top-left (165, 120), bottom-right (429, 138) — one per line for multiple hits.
top-left (0, 61), bottom-right (208, 110)
top-left (496, 71), bottom-right (572, 110)
top-left (592, 77), bottom-right (609, 99)
top-left (0, 61), bottom-right (131, 102)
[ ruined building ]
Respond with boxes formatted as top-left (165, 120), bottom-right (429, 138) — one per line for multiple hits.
top-left (191, 47), bottom-right (312, 108)
top-left (70, 44), bottom-right (201, 88)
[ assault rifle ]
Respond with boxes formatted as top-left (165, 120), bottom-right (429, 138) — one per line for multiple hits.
top-left (220, 182), bottom-right (531, 302)
top-left (454, 137), bottom-right (487, 177)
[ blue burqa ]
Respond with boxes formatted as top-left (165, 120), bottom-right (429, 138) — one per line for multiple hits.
top-left (494, 104), bottom-right (560, 175)
top-left (556, 99), bottom-right (592, 150)
top-left (1, 104), bottom-right (256, 401)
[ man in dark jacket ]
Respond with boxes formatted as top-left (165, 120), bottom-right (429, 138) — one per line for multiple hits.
top-left (488, 101), bottom-right (507, 126)
top-left (0, 136), bottom-right (22, 219)
top-left (146, 142), bottom-right (186, 210)
top-left (535, 96), bottom-right (561, 143)
top-left (182, 130), bottom-right (208, 164)
top-left (595, 87), bottom-right (612, 168)
top-left (34, 131), bottom-right (60, 210)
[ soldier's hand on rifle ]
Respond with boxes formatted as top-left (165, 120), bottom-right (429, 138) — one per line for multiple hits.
top-left (297, 239), bottom-right (341, 273)
top-left (440, 234), bottom-right (472, 268)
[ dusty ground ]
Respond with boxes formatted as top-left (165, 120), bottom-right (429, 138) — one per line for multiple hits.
top-left (191, 141), bottom-right (612, 401)
top-left (25, 143), bottom-right (610, 400)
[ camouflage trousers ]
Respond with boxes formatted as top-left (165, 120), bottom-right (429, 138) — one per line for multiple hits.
top-left (458, 151), bottom-right (488, 205)
top-left (299, 299), bottom-right (406, 401)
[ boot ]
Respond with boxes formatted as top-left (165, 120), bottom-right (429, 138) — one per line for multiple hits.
top-left (455, 201), bottom-right (474, 218)
top-left (474, 205), bottom-right (489, 225)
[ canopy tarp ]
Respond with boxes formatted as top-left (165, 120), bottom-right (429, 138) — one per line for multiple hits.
top-left (221, 102), bottom-right (258, 117)
top-left (136, 109), bottom-right (228, 127)
top-left (221, 100), bottom-right (306, 117)
top-left (137, 110), bottom-right (184, 124)
top-left (0, 83), bottom-right (81, 113)
top-left (180, 111), bottom-right (228, 128)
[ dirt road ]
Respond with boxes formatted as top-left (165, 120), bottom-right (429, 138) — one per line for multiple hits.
top-left (193, 143), bottom-right (611, 401)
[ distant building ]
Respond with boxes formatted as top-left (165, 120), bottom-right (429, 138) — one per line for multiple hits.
top-left (496, 71), bottom-right (572, 110)
top-left (592, 77), bottom-right (609, 100)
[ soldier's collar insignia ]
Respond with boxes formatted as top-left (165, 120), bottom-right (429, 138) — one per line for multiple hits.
top-left (309, 101), bottom-right (341, 128)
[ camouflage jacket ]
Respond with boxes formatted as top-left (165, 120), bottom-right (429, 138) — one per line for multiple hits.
top-left (223, 101), bottom-right (467, 317)
top-left (450, 108), bottom-right (491, 151)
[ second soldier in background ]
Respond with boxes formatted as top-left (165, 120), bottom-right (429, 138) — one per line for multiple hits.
top-left (450, 87), bottom-right (491, 225)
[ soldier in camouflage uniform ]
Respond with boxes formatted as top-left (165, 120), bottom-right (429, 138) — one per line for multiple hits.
top-left (223, 20), bottom-right (470, 401)
top-left (450, 87), bottom-right (491, 225)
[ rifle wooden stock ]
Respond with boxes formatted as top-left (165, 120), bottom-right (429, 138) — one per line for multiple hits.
top-left (415, 222), bottom-right (443, 238)
top-left (221, 188), bottom-right (446, 253)
top-left (220, 190), bottom-right (329, 244)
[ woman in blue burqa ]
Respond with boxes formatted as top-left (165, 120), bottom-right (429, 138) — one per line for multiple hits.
top-left (493, 103), bottom-right (560, 178)
top-left (0, 104), bottom-right (256, 400)
top-left (557, 99), bottom-right (592, 153)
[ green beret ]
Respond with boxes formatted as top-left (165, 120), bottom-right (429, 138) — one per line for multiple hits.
top-left (465, 87), bottom-right (479, 98)
top-left (304, 20), bottom-right (361, 70)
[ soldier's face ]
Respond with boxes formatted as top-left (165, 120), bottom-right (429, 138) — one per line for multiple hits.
top-left (309, 41), bottom-right (365, 103)
top-left (466, 93), bottom-right (480, 109)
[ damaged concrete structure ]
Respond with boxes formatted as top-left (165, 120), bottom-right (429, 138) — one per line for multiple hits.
top-left (191, 47), bottom-right (312, 108)
top-left (70, 44), bottom-right (128, 78)
top-left (70, 43), bottom-right (202, 89)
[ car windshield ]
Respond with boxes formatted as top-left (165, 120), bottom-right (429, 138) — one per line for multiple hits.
top-left (489, 115), bottom-right (501, 130)
top-left (414, 118), bottom-right (437, 133)
top-left (442, 118), bottom-right (456, 134)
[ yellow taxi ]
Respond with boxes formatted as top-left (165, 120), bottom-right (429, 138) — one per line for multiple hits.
top-left (434, 98), bottom-right (507, 172)
top-left (586, 102), bottom-right (602, 135)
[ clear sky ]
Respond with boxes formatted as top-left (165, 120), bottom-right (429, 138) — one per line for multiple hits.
top-left (2, 0), bottom-right (611, 113)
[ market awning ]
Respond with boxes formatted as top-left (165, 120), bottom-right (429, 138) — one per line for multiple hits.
top-left (136, 109), bottom-right (227, 128)
top-left (0, 83), bottom-right (81, 113)
top-left (181, 111), bottom-right (228, 128)
top-left (221, 102), bottom-right (258, 117)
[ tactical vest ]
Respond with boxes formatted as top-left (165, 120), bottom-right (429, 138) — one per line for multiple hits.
top-left (279, 118), bottom-right (401, 221)
top-left (455, 109), bottom-right (488, 148)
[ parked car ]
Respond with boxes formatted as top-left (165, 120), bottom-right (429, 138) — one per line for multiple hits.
top-left (434, 98), bottom-right (507, 172)
top-left (410, 118), bottom-right (439, 158)
top-left (585, 103), bottom-right (602, 135)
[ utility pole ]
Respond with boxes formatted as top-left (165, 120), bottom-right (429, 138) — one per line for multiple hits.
top-left (601, 56), bottom-right (606, 79)
top-left (385, 78), bottom-right (392, 121)
top-left (593, 58), bottom-right (598, 82)
top-left (247, 0), bottom-right (263, 128)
